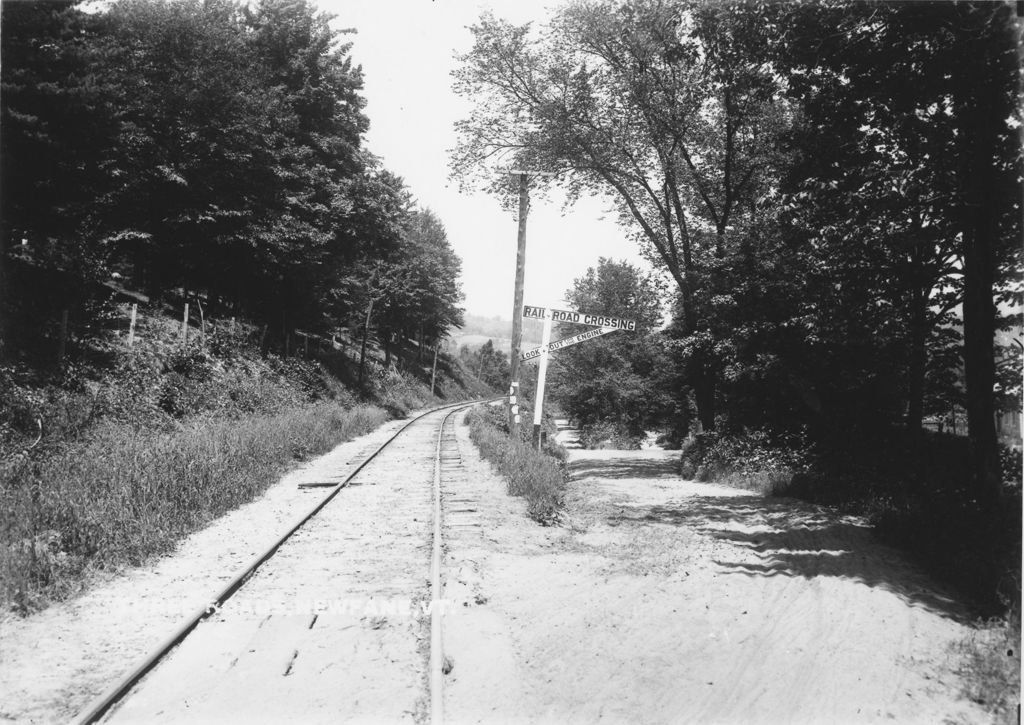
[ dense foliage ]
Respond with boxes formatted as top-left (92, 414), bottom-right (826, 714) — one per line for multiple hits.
top-left (550, 258), bottom-right (673, 446)
top-left (1, 0), bottom-right (463, 364)
top-left (459, 339), bottom-right (511, 392)
top-left (451, 0), bottom-right (1021, 499)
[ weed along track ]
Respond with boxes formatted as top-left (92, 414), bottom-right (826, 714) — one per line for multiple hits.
top-left (74, 400), bottom-right (486, 725)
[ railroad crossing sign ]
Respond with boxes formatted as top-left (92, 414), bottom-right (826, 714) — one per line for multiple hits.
top-left (520, 303), bottom-right (637, 448)
top-left (522, 305), bottom-right (636, 331)
top-left (521, 326), bottom-right (616, 361)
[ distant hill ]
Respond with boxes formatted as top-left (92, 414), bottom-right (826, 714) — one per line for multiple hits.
top-left (452, 313), bottom-right (544, 352)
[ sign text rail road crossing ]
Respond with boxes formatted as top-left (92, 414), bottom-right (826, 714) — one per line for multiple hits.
top-left (522, 305), bottom-right (636, 331)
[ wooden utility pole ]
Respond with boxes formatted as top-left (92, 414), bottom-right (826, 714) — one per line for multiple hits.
top-left (509, 172), bottom-right (529, 438)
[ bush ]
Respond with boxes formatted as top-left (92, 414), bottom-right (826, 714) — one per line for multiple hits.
top-left (372, 366), bottom-right (433, 417)
top-left (1000, 444), bottom-right (1022, 488)
top-left (679, 429), bottom-right (815, 492)
top-left (467, 407), bottom-right (566, 524)
top-left (578, 420), bottom-right (641, 450)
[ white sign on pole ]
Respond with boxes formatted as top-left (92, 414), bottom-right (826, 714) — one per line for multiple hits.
top-left (521, 304), bottom-right (636, 449)
top-left (523, 305), bottom-right (635, 331)
top-left (521, 326), bottom-right (617, 361)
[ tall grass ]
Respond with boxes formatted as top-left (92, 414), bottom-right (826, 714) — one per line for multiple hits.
top-left (466, 407), bottom-right (566, 524)
top-left (0, 402), bottom-right (386, 612)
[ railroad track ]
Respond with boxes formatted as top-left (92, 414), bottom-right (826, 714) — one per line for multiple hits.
top-left (73, 399), bottom-right (488, 725)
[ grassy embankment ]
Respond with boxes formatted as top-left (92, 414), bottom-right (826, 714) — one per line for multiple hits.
top-left (1, 305), bottom-right (490, 613)
top-left (466, 404), bottom-right (567, 524)
top-left (680, 428), bottom-right (1021, 723)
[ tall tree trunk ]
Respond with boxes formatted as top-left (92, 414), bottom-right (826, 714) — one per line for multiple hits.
top-left (691, 352), bottom-right (716, 432)
top-left (358, 298), bottom-right (374, 386)
top-left (955, 6), bottom-right (1014, 505)
top-left (962, 216), bottom-right (1001, 503)
top-left (0, 229), bottom-right (7, 362)
top-left (906, 282), bottom-right (927, 437)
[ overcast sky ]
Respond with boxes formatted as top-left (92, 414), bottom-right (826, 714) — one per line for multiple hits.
top-left (317, 0), bottom-right (652, 320)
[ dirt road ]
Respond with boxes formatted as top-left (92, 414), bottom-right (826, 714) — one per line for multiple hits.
top-left (2, 414), bottom-right (991, 724)
top-left (443, 432), bottom-right (989, 724)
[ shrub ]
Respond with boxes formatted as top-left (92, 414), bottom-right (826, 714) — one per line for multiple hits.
top-left (373, 367), bottom-right (433, 417)
top-left (679, 429), bottom-right (815, 492)
top-left (467, 407), bottom-right (566, 524)
top-left (578, 420), bottom-right (641, 450)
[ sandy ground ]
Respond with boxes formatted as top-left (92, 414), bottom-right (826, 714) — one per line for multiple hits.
top-left (442, 421), bottom-right (991, 724)
top-left (0, 414), bottom-right (419, 724)
top-left (1, 412), bottom-right (995, 725)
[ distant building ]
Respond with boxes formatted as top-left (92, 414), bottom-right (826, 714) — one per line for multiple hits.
top-left (995, 324), bottom-right (1022, 449)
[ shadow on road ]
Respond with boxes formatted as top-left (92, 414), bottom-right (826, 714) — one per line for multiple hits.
top-left (570, 456), bottom-right (680, 480)
top-left (572, 454), bottom-right (970, 623)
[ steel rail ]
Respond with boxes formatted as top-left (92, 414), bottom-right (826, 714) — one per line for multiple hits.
top-left (429, 406), bottom-right (461, 725)
top-left (72, 398), bottom-right (489, 725)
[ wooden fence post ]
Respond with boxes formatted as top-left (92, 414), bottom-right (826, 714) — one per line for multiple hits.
top-left (430, 345), bottom-right (439, 396)
top-left (180, 303), bottom-right (189, 347)
top-left (196, 299), bottom-right (206, 346)
top-left (127, 303), bottom-right (137, 348)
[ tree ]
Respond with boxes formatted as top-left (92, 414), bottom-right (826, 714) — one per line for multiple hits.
top-left (96, 0), bottom-right (288, 305)
top-left (237, 0), bottom-right (371, 333)
top-left (2, 0), bottom-right (468, 373)
top-left (774, 1), bottom-right (1021, 500)
top-left (452, 0), bottom-right (792, 431)
top-left (1, 0), bottom-right (122, 347)
top-left (460, 339), bottom-right (510, 391)
top-left (374, 208), bottom-right (465, 362)
top-left (550, 258), bottom-right (670, 442)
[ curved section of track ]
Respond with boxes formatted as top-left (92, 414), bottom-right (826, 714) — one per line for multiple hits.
top-left (74, 399), bottom-right (487, 725)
